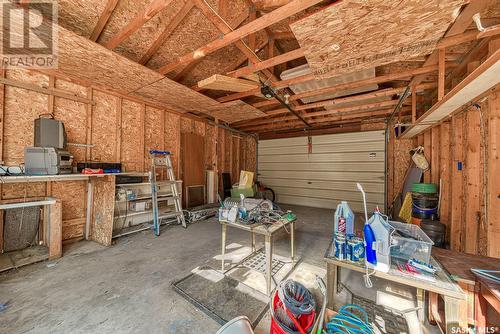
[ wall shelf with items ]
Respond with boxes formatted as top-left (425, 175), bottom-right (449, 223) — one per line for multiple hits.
top-left (112, 174), bottom-right (182, 238)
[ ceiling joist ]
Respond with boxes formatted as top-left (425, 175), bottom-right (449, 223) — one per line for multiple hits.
top-left (227, 48), bottom-right (304, 78)
top-left (157, 0), bottom-right (325, 74)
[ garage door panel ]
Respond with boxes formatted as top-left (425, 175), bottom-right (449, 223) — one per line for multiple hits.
top-left (258, 151), bottom-right (384, 163)
top-left (258, 161), bottom-right (384, 172)
top-left (312, 130), bottom-right (385, 144)
top-left (258, 170), bottom-right (384, 183)
top-left (259, 146), bottom-right (309, 155)
top-left (271, 186), bottom-right (385, 204)
top-left (277, 195), bottom-right (381, 213)
top-left (258, 177), bottom-right (384, 193)
top-left (258, 130), bottom-right (385, 210)
top-left (258, 136), bottom-right (307, 148)
top-left (313, 141), bottom-right (384, 154)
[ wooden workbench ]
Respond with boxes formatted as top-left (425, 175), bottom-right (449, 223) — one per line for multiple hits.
top-left (432, 248), bottom-right (500, 331)
top-left (324, 244), bottom-right (466, 334)
top-left (0, 173), bottom-right (144, 247)
top-left (219, 218), bottom-right (296, 295)
top-left (0, 197), bottom-right (62, 272)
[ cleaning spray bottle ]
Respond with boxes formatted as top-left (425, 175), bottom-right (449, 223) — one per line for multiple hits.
top-left (357, 183), bottom-right (377, 266)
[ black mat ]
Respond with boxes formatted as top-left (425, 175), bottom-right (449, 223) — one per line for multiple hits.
top-left (352, 294), bottom-right (409, 334)
top-left (173, 266), bottom-right (268, 327)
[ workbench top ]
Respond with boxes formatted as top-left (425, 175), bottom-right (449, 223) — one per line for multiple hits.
top-left (324, 243), bottom-right (465, 299)
top-left (432, 247), bottom-right (500, 286)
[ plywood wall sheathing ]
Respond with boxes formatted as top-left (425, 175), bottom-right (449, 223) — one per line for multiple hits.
top-left (290, 0), bottom-right (465, 79)
top-left (91, 175), bottom-right (115, 246)
top-left (3, 71), bottom-right (48, 165)
top-left (92, 90), bottom-right (119, 162)
top-left (121, 100), bottom-right (145, 172)
top-left (1, 67), bottom-right (256, 242)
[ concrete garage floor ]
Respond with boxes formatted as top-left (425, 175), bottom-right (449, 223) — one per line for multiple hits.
top-left (0, 205), bottom-right (432, 334)
top-left (0, 205), bottom-right (335, 334)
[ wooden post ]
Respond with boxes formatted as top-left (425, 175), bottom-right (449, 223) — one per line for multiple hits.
top-left (464, 106), bottom-right (481, 254)
top-left (431, 126), bottom-right (440, 185)
top-left (115, 97), bottom-right (122, 162)
top-left (438, 48), bottom-right (446, 101)
top-left (140, 104), bottom-right (146, 172)
top-left (439, 122), bottom-right (451, 240)
top-left (450, 115), bottom-right (464, 251)
top-left (487, 39), bottom-right (500, 258)
top-left (487, 92), bottom-right (500, 257)
top-left (411, 85), bottom-right (417, 123)
top-left (48, 199), bottom-right (62, 259)
top-left (423, 130), bottom-right (431, 183)
top-left (86, 87), bottom-right (93, 161)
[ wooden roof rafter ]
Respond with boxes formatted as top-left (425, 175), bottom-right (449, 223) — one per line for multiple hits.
top-left (192, 0), bottom-right (278, 82)
top-left (157, 0), bottom-right (325, 75)
top-left (104, 0), bottom-right (176, 49)
top-left (408, 0), bottom-right (494, 87)
top-left (139, 0), bottom-right (195, 65)
top-left (89, 0), bottom-right (119, 42)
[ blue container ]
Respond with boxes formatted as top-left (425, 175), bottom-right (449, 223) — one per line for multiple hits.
top-left (334, 233), bottom-right (346, 261)
top-left (348, 237), bottom-right (365, 262)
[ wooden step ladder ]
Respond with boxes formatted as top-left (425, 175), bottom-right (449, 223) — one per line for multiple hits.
top-left (150, 150), bottom-right (186, 236)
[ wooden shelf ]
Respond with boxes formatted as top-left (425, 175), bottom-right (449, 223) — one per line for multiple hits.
top-left (401, 49), bottom-right (500, 138)
top-left (116, 180), bottom-right (180, 187)
top-left (0, 172), bottom-right (147, 184)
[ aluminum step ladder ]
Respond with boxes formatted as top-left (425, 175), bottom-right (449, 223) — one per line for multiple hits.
top-left (150, 150), bottom-right (186, 236)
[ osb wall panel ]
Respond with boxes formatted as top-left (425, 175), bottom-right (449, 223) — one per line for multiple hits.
top-left (120, 100), bottom-right (144, 172)
top-left (145, 106), bottom-right (164, 171)
top-left (205, 124), bottom-right (217, 171)
top-left (53, 90), bottom-right (87, 162)
top-left (245, 136), bottom-right (257, 174)
top-left (164, 112), bottom-right (181, 178)
top-left (1, 183), bottom-right (46, 199)
top-left (2, 68), bottom-right (257, 242)
top-left (224, 129), bottom-right (232, 176)
top-left (3, 82), bottom-right (48, 165)
top-left (91, 90), bottom-right (119, 162)
top-left (51, 181), bottom-right (86, 221)
top-left (91, 175), bottom-right (115, 246)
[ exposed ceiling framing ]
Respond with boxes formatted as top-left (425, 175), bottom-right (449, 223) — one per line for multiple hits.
top-left (17, 0), bottom-right (500, 136)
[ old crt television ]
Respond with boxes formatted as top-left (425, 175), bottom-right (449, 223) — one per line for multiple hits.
top-left (34, 117), bottom-right (67, 149)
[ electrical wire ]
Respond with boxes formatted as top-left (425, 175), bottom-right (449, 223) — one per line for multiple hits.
top-left (324, 304), bottom-right (373, 334)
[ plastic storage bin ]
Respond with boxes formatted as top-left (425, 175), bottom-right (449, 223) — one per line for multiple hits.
top-left (389, 220), bottom-right (434, 264)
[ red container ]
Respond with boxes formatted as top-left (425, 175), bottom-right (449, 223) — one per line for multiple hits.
top-left (270, 291), bottom-right (316, 334)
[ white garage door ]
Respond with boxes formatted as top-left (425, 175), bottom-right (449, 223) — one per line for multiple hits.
top-left (258, 130), bottom-right (386, 212)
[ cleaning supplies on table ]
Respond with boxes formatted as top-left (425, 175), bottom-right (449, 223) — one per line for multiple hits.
top-left (334, 201), bottom-right (354, 235)
top-left (364, 210), bottom-right (394, 273)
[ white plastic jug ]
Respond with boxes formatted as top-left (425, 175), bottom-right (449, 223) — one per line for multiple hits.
top-left (334, 201), bottom-right (354, 235)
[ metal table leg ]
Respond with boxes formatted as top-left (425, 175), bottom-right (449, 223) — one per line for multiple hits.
top-left (326, 262), bottom-right (339, 309)
top-left (265, 234), bottom-right (273, 295)
top-left (251, 231), bottom-right (256, 252)
top-left (290, 220), bottom-right (295, 261)
top-left (221, 224), bottom-right (227, 272)
top-left (416, 288), bottom-right (425, 321)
